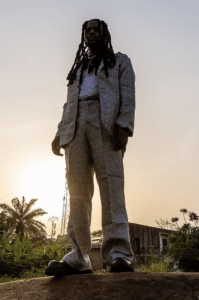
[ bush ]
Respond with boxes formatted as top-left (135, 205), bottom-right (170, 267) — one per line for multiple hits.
top-left (161, 224), bottom-right (199, 272)
top-left (0, 229), bottom-right (70, 277)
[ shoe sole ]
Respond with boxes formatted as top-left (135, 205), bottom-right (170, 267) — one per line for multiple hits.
top-left (110, 264), bottom-right (134, 273)
top-left (45, 267), bottom-right (92, 277)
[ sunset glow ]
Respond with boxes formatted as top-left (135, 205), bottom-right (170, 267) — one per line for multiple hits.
top-left (1, 0), bottom-right (199, 236)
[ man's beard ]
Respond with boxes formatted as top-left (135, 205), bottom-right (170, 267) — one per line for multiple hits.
top-left (87, 40), bottom-right (103, 53)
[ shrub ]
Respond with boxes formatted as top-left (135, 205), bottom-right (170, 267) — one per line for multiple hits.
top-left (0, 229), bottom-right (70, 276)
top-left (161, 224), bottom-right (199, 272)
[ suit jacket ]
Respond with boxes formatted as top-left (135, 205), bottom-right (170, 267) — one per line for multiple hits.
top-left (56, 52), bottom-right (136, 147)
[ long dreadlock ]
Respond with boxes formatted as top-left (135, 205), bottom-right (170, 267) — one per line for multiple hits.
top-left (66, 19), bottom-right (115, 86)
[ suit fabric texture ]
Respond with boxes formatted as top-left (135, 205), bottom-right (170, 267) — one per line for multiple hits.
top-left (56, 52), bottom-right (135, 145)
top-left (56, 52), bottom-right (136, 271)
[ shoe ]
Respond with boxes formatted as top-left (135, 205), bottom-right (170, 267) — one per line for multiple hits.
top-left (45, 260), bottom-right (92, 277)
top-left (109, 258), bottom-right (134, 273)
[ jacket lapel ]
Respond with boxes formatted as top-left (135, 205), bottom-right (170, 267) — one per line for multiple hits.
top-left (97, 59), bottom-right (104, 76)
top-left (76, 67), bottom-right (81, 81)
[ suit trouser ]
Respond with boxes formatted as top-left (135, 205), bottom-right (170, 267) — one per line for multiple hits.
top-left (62, 100), bottom-right (134, 271)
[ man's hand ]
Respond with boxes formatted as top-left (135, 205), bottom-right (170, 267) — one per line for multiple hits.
top-left (113, 125), bottom-right (129, 157)
top-left (51, 136), bottom-right (63, 156)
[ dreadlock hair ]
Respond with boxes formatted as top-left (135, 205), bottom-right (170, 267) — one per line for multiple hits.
top-left (66, 19), bottom-right (116, 86)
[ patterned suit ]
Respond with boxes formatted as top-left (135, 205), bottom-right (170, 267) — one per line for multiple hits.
top-left (56, 52), bottom-right (136, 271)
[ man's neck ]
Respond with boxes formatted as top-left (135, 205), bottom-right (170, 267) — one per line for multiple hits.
top-left (88, 49), bottom-right (98, 58)
top-left (86, 49), bottom-right (98, 69)
top-left (87, 43), bottom-right (101, 56)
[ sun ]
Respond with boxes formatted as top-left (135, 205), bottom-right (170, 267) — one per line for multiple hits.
top-left (14, 155), bottom-right (66, 218)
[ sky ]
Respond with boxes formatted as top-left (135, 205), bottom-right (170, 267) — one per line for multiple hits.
top-left (0, 0), bottom-right (199, 238)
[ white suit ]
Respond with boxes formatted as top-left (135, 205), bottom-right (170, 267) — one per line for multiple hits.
top-left (56, 52), bottom-right (136, 271)
top-left (56, 52), bottom-right (135, 145)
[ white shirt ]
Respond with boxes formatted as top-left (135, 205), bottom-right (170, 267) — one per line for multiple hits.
top-left (78, 69), bottom-right (99, 99)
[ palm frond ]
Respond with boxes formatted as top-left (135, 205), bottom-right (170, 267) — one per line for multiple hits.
top-left (26, 222), bottom-right (47, 236)
top-left (0, 203), bottom-right (20, 219)
top-left (28, 219), bottom-right (47, 228)
top-left (23, 198), bottom-right (38, 215)
top-left (23, 209), bottom-right (47, 220)
top-left (1, 197), bottom-right (48, 240)
top-left (20, 196), bottom-right (26, 216)
top-left (11, 198), bottom-right (21, 212)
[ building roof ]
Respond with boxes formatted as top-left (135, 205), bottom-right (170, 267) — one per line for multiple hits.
top-left (129, 222), bottom-right (176, 233)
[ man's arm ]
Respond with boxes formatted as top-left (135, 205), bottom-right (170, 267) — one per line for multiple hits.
top-left (51, 136), bottom-right (63, 156)
top-left (113, 124), bottom-right (129, 157)
top-left (113, 54), bottom-right (135, 156)
top-left (52, 102), bottom-right (67, 156)
top-left (116, 54), bottom-right (136, 137)
top-left (55, 102), bottom-right (68, 138)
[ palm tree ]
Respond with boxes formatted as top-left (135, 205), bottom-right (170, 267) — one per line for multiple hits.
top-left (0, 197), bottom-right (48, 240)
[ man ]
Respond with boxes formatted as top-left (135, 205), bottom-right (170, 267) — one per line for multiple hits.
top-left (45, 19), bottom-right (135, 276)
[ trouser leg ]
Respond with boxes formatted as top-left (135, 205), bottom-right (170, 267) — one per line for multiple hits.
top-left (62, 100), bottom-right (134, 270)
top-left (62, 103), bottom-right (94, 271)
top-left (86, 102), bottom-right (134, 266)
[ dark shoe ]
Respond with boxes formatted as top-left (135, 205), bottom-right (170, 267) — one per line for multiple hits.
top-left (45, 260), bottom-right (92, 277)
top-left (109, 258), bottom-right (134, 273)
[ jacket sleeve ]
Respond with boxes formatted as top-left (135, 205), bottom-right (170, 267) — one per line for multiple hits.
top-left (55, 102), bottom-right (67, 137)
top-left (116, 54), bottom-right (136, 137)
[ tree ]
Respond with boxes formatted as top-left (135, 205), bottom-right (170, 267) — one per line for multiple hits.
top-left (180, 208), bottom-right (188, 223)
top-left (188, 212), bottom-right (199, 226)
top-left (156, 209), bottom-right (199, 231)
top-left (161, 224), bottom-right (199, 272)
top-left (155, 218), bottom-right (177, 230)
top-left (0, 197), bottom-right (48, 241)
top-left (0, 211), bottom-right (15, 236)
top-left (171, 217), bottom-right (180, 230)
top-left (159, 208), bottom-right (199, 272)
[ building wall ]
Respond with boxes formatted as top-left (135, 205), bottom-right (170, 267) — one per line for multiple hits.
top-left (90, 223), bottom-right (175, 270)
top-left (90, 246), bottom-right (104, 270)
top-left (129, 223), bottom-right (175, 267)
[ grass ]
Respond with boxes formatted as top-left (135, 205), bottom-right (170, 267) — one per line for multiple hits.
top-left (0, 267), bottom-right (48, 283)
top-left (135, 261), bottom-right (172, 273)
top-left (0, 258), bottom-right (175, 283)
top-left (0, 268), bottom-right (107, 283)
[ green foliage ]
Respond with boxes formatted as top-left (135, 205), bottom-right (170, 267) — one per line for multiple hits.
top-left (156, 208), bottom-right (199, 272)
top-left (0, 197), bottom-right (47, 241)
top-left (0, 231), bottom-right (70, 277)
top-left (161, 224), bottom-right (199, 272)
top-left (0, 212), bottom-right (15, 235)
top-left (94, 269), bottom-right (107, 274)
top-left (0, 267), bottom-right (48, 283)
top-left (134, 246), bottom-right (174, 273)
top-left (136, 260), bottom-right (172, 273)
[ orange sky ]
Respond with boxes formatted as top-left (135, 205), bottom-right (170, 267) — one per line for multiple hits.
top-left (1, 0), bottom-right (199, 237)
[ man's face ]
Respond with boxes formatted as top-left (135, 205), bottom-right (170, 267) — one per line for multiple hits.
top-left (84, 21), bottom-right (103, 51)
